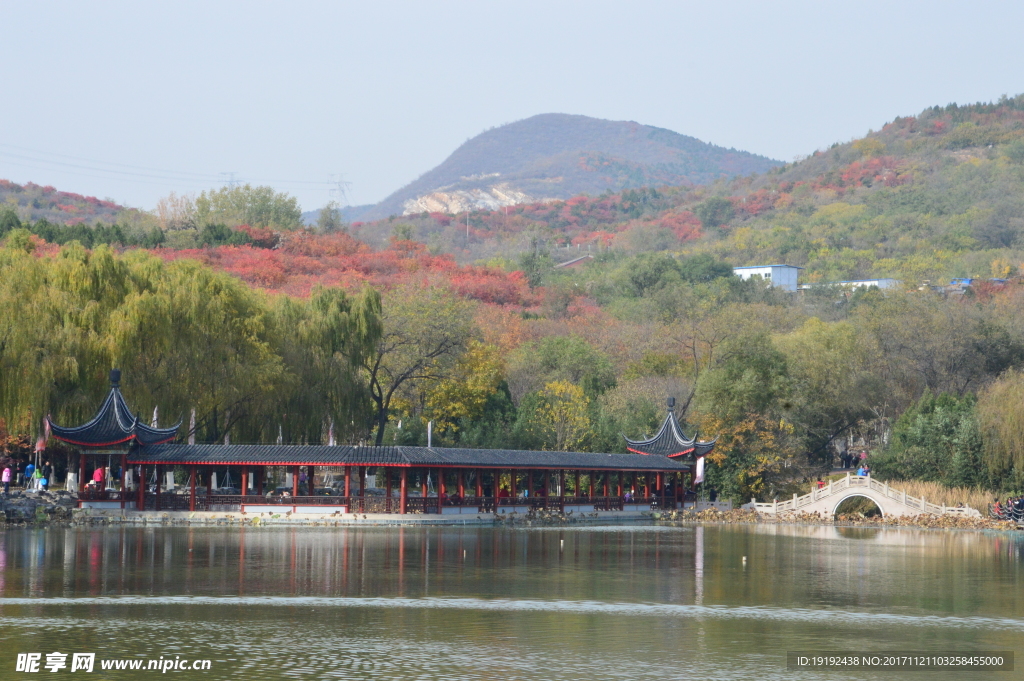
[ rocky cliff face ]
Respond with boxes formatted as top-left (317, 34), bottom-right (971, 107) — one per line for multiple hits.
top-left (401, 181), bottom-right (544, 214)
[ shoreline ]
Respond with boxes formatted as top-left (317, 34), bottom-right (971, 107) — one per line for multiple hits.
top-left (1, 504), bottom-right (1019, 534)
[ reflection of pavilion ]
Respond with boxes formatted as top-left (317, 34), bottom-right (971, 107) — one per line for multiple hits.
top-left (49, 372), bottom-right (715, 516)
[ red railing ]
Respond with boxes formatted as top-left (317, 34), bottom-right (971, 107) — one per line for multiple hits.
top-left (79, 488), bottom-right (127, 501)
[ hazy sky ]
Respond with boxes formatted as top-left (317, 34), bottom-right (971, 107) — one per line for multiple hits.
top-left (3, 1), bottom-right (1023, 212)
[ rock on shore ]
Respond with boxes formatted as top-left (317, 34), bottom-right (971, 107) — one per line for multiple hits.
top-left (0, 490), bottom-right (77, 524)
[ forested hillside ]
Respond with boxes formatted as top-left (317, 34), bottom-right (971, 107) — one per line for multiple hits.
top-left (0, 179), bottom-right (130, 224)
top-left (356, 95), bottom-right (1024, 284)
top-left (5, 96), bottom-right (1024, 504)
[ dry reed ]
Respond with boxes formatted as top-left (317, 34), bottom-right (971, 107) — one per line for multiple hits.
top-left (884, 479), bottom-right (997, 512)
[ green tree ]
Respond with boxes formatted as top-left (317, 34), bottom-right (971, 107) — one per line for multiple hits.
top-left (194, 184), bottom-right (302, 230)
top-left (357, 286), bottom-right (477, 445)
top-left (316, 201), bottom-right (345, 233)
top-left (693, 196), bottom-right (735, 230)
top-left (872, 391), bottom-right (985, 488)
top-left (777, 318), bottom-right (881, 462)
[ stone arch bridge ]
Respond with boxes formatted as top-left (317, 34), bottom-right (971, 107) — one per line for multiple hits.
top-left (742, 474), bottom-right (981, 518)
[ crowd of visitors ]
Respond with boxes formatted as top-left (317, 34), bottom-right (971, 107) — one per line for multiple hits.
top-left (990, 496), bottom-right (1024, 522)
top-left (0, 458), bottom-right (55, 495)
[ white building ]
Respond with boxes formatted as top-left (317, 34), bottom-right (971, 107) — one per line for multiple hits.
top-left (732, 264), bottom-right (802, 292)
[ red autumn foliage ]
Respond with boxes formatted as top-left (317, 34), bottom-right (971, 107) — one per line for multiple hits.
top-left (153, 233), bottom-right (536, 306)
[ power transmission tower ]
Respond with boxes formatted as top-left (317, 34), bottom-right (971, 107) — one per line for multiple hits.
top-left (220, 171), bottom-right (239, 188)
top-left (328, 173), bottom-right (351, 205)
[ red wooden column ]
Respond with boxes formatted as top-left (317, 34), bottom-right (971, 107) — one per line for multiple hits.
top-left (527, 469), bottom-right (534, 497)
top-left (559, 470), bottom-right (566, 510)
top-left (541, 470), bottom-right (548, 498)
top-left (421, 469), bottom-right (429, 501)
top-left (457, 470), bottom-right (465, 498)
top-left (589, 471), bottom-right (595, 498)
top-left (120, 454), bottom-right (127, 509)
top-left (206, 467), bottom-right (213, 503)
top-left (574, 470), bottom-right (581, 499)
top-left (603, 471), bottom-right (609, 498)
top-left (437, 471), bottom-right (445, 514)
top-left (344, 466), bottom-right (351, 497)
top-left (78, 453), bottom-right (86, 494)
top-left (189, 465), bottom-right (197, 512)
top-left (137, 464), bottom-right (146, 510)
top-left (292, 466), bottom-right (299, 497)
top-left (475, 469), bottom-right (482, 497)
top-left (509, 469), bottom-right (517, 499)
top-left (616, 472), bottom-right (623, 497)
top-left (240, 466), bottom-right (248, 500)
top-left (399, 466), bottom-right (407, 516)
top-left (308, 466), bottom-right (315, 494)
top-left (385, 470), bottom-right (392, 511)
top-left (256, 467), bottom-right (263, 496)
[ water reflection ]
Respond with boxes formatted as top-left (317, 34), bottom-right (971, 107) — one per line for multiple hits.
top-left (0, 524), bottom-right (1021, 680)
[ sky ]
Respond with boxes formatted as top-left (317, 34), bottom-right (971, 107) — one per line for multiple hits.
top-left (3, 1), bottom-right (1023, 213)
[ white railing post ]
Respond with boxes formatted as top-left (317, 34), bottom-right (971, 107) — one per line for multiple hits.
top-left (773, 499), bottom-right (778, 513)
top-left (902, 489), bottom-right (906, 505)
top-left (828, 478), bottom-right (834, 496)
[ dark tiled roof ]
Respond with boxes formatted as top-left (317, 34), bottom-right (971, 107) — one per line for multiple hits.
top-left (623, 409), bottom-right (715, 460)
top-left (130, 444), bottom-right (690, 471)
top-left (49, 387), bottom-right (180, 447)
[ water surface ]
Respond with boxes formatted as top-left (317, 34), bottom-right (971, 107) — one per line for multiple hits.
top-left (0, 524), bottom-right (1021, 679)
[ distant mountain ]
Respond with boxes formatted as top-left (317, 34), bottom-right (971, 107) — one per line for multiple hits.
top-left (345, 114), bottom-right (781, 221)
top-left (301, 203), bottom-right (375, 226)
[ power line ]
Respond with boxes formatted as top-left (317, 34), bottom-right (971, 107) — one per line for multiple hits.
top-left (0, 143), bottom-right (339, 190)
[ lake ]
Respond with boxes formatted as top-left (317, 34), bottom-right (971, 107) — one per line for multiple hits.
top-left (0, 523), bottom-right (1021, 679)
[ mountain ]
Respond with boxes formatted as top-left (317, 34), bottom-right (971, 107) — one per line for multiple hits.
top-left (338, 94), bottom-right (1024, 282)
top-left (349, 113), bottom-right (781, 221)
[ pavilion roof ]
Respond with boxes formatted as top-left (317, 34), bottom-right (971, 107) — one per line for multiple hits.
top-left (623, 404), bottom-right (716, 460)
top-left (129, 444), bottom-right (691, 471)
top-left (48, 371), bottom-right (180, 448)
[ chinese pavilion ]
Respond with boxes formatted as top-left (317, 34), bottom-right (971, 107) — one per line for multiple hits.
top-left (48, 371), bottom-right (714, 516)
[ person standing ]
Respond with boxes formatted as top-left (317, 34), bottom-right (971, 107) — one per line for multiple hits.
top-left (2, 465), bottom-right (11, 495)
top-left (40, 461), bottom-right (52, 491)
top-left (24, 461), bottom-right (35, 490)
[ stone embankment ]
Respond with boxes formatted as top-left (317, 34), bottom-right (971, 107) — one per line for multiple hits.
top-left (655, 507), bottom-right (1019, 531)
top-left (0, 490), bottom-right (78, 524)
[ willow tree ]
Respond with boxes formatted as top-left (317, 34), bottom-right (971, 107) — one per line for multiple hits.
top-left (0, 241), bottom-right (131, 433)
top-left (977, 370), bottom-right (1024, 489)
top-left (109, 255), bottom-right (287, 444)
top-left (270, 285), bottom-right (382, 444)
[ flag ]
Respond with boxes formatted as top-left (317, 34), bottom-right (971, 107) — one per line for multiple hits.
top-left (694, 455), bottom-right (705, 484)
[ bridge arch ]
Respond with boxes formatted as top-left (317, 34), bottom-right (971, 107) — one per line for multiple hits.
top-left (830, 492), bottom-right (886, 519)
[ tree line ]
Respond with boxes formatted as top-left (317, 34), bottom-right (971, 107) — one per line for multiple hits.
top-left (4, 233), bottom-right (1024, 502)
